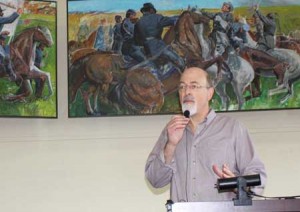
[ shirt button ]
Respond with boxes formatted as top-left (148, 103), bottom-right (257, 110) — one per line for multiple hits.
top-left (193, 145), bottom-right (196, 148)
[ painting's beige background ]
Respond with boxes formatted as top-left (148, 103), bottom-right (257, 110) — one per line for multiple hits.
top-left (0, 1), bottom-right (299, 211)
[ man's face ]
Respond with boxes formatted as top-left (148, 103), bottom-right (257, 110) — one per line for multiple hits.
top-left (221, 4), bottom-right (230, 12)
top-left (178, 68), bottom-right (214, 117)
top-left (129, 13), bottom-right (136, 21)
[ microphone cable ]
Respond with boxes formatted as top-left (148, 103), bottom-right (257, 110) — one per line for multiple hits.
top-left (184, 110), bottom-right (190, 201)
top-left (245, 188), bottom-right (300, 200)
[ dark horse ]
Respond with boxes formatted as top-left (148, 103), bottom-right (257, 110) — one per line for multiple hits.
top-left (239, 45), bottom-right (289, 99)
top-left (69, 50), bottom-right (164, 115)
top-left (162, 11), bottom-right (228, 94)
top-left (0, 26), bottom-right (54, 101)
top-left (245, 28), bottom-right (300, 103)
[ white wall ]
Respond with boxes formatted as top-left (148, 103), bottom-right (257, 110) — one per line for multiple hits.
top-left (0, 1), bottom-right (299, 211)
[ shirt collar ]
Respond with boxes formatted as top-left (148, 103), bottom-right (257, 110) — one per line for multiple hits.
top-left (186, 109), bottom-right (216, 133)
top-left (206, 109), bottom-right (216, 126)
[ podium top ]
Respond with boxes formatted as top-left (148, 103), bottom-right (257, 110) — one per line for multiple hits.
top-left (171, 199), bottom-right (300, 212)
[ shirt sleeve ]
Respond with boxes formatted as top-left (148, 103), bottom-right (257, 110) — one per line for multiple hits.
top-left (145, 127), bottom-right (176, 188)
top-left (0, 12), bottom-right (19, 24)
top-left (234, 120), bottom-right (267, 195)
top-left (158, 14), bottom-right (178, 28)
top-left (255, 10), bottom-right (275, 27)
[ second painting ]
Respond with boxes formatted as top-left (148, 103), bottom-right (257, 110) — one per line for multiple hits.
top-left (0, 0), bottom-right (57, 118)
top-left (68, 0), bottom-right (300, 117)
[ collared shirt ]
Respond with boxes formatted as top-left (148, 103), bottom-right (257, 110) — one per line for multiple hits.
top-left (145, 109), bottom-right (267, 202)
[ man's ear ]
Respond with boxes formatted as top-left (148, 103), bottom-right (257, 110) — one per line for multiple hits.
top-left (207, 87), bottom-right (214, 101)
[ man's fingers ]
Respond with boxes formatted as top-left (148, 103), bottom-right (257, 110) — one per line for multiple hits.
top-left (213, 164), bottom-right (235, 178)
top-left (222, 164), bottom-right (235, 177)
top-left (212, 164), bottom-right (223, 178)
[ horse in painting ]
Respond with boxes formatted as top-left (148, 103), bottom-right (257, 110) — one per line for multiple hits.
top-left (0, 26), bottom-right (54, 101)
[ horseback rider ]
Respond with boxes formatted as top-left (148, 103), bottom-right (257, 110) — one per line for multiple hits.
top-left (0, 33), bottom-right (16, 81)
top-left (134, 2), bottom-right (185, 74)
top-left (111, 15), bottom-right (123, 53)
top-left (121, 9), bottom-right (147, 63)
top-left (253, 5), bottom-right (276, 51)
top-left (231, 16), bottom-right (250, 49)
top-left (0, 32), bottom-right (16, 81)
top-left (0, 6), bottom-right (23, 81)
top-left (201, 2), bottom-right (235, 55)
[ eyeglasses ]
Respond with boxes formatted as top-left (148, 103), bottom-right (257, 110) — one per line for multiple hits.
top-left (178, 84), bottom-right (210, 92)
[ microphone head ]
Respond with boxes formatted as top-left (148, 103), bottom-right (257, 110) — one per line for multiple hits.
top-left (183, 110), bottom-right (190, 118)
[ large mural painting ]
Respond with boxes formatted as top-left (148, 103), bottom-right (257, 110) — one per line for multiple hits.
top-left (68, 0), bottom-right (300, 117)
top-left (0, 0), bottom-right (57, 118)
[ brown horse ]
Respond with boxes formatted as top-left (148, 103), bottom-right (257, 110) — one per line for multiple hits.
top-left (239, 46), bottom-right (289, 98)
top-left (161, 11), bottom-right (229, 95)
top-left (276, 35), bottom-right (300, 55)
top-left (0, 26), bottom-right (54, 101)
top-left (245, 28), bottom-right (300, 103)
top-left (69, 50), bottom-right (164, 115)
top-left (69, 51), bottom-right (114, 115)
top-left (68, 30), bottom-right (97, 53)
top-left (164, 11), bottom-right (225, 71)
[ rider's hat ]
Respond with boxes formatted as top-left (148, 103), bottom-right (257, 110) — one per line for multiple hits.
top-left (140, 2), bottom-right (157, 13)
top-left (223, 2), bottom-right (234, 12)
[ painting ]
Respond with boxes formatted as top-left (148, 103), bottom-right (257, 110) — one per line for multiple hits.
top-left (67, 0), bottom-right (300, 117)
top-left (0, 0), bottom-right (57, 118)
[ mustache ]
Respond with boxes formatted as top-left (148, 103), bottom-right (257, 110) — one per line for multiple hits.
top-left (183, 95), bottom-right (195, 103)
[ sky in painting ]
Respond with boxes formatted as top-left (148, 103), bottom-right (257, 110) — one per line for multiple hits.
top-left (68, 0), bottom-right (300, 13)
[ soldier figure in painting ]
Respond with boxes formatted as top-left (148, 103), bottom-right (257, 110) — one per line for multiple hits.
top-left (0, 33), bottom-right (15, 81)
top-left (253, 5), bottom-right (277, 51)
top-left (111, 15), bottom-right (123, 53)
top-left (201, 2), bottom-right (235, 54)
top-left (134, 2), bottom-right (185, 73)
top-left (121, 9), bottom-right (146, 63)
top-left (0, 6), bottom-right (23, 81)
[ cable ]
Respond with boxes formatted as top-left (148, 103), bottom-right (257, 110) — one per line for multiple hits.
top-left (245, 188), bottom-right (300, 200)
top-left (185, 128), bottom-right (189, 202)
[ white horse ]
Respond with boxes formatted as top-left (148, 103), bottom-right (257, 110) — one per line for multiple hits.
top-left (194, 18), bottom-right (254, 110)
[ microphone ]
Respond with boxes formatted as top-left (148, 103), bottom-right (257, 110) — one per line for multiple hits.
top-left (183, 110), bottom-right (190, 118)
top-left (216, 174), bottom-right (261, 191)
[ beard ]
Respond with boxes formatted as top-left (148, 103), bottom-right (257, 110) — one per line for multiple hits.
top-left (181, 102), bottom-right (197, 117)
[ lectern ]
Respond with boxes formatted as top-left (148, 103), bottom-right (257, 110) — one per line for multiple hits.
top-left (167, 199), bottom-right (300, 212)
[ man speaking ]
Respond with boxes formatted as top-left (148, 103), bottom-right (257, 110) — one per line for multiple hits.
top-left (145, 67), bottom-right (267, 202)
